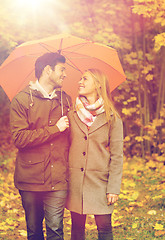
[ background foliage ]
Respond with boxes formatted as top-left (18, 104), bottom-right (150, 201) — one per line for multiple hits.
top-left (0, 0), bottom-right (164, 239)
top-left (0, 0), bottom-right (165, 160)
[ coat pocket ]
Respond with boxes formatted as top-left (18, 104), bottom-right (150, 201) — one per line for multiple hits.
top-left (15, 150), bottom-right (45, 184)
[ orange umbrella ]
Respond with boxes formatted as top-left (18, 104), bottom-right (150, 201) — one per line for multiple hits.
top-left (0, 34), bottom-right (126, 101)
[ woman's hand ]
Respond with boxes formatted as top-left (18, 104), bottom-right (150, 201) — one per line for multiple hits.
top-left (107, 193), bottom-right (119, 205)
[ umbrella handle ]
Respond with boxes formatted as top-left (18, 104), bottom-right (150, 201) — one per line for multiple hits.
top-left (29, 89), bottom-right (34, 107)
top-left (61, 89), bottom-right (64, 116)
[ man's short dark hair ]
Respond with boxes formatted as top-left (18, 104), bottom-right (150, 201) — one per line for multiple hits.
top-left (35, 52), bottom-right (66, 79)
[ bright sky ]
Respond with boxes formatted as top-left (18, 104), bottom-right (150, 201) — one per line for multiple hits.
top-left (15, 0), bottom-right (46, 11)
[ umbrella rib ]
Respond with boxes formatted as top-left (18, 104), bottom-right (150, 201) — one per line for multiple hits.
top-left (66, 62), bottom-right (82, 72)
top-left (63, 51), bottom-right (126, 78)
top-left (65, 53), bottom-right (126, 78)
top-left (38, 40), bottom-right (92, 55)
top-left (14, 68), bottom-right (35, 95)
top-left (0, 35), bottom-right (126, 102)
top-left (65, 55), bottom-right (83, 73)
top-left (0, 54), bottom-right (46, 70)
top-left (37, 41), bottom-right (90, 55)
top-left (38, 43), bottom-right (58, 52)
top-left (61, 42), bottom-right (91, 55)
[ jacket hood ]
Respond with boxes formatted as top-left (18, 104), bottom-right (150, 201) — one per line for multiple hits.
top-left (20, 84), bottom-right (72, 115)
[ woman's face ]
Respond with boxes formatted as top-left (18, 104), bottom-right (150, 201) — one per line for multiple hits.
top-left (78, 72), bottom-right (98, 98)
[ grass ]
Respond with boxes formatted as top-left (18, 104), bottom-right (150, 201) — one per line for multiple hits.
top-left (0, 153), bottom-right (164, 239)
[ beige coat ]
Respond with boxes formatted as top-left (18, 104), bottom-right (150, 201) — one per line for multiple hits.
top-left (66, 110), bottom-right (123, 215)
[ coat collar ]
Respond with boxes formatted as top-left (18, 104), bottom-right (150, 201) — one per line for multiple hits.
top-left (29, 80), bottom-right (57, 99)
top-left (73, 110), bottom-right (108, 135)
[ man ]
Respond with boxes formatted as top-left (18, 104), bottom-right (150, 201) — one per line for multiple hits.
top-left (10, 52), bottom-right (72, 240)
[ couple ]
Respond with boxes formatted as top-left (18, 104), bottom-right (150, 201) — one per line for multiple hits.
top-left (10, 52), bottom-right (123, 240)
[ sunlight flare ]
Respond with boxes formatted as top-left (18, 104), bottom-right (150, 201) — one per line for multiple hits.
top-left (15, 0), bottom-right (46, 11)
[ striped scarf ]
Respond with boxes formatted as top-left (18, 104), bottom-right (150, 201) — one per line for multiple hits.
top-left (75, 97), bottom-right (105, 127)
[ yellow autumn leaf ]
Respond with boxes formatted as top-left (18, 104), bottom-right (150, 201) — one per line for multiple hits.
top-left (152, 195), bottom-right (163, 200)
top-left (0, 232), bottom-right (6, 235)
top-left (112, 209), bottom-right (118, 215)
top-left (122, 108), bottom-right (137, 116)
top-left (0, 225), bottom-right (11, 231)
top-left (112, 220), bottom-right (123, 227)
top-left (154, 223), bottom-right (164, 231)
top-left (18, 230), bottom-right (27, 237)
top-left (156, 155), bottom-right (165, 162)
top-left (147, 210), bottom-right (157, 215)
top-left (66, 219), bottom-right (72, 225)
top-left (154, 33), bottom-right (165, 51)
top-left (143, 135), bottom-right (151, 141)
top-left (152, 118), bottom-right (164, 127)
top-left (129, 182), bottom-right (136, 188)
top-left (125, 207), bottom-right (134, 212)
top-left (132, 223), bottom-right (138, 229)
top-left (0, 201), bottom-right (6, 207)
top-left (123, 180), bottom-right (136, 189)
top-left (119, 193), bottom-right (127, 199)
top-left (121, 189), bottom-right (129, 194)
top-left (145, 195), bottom-right (150, 200)
top-left (128, 97), bottom-right (137, 102)
top-left (112, 213), bottom-right (123, 222)
top-left (86, 223), bottom-right (97, 230)
top-left (65, 226), bottom-right (71, 231)
top-left (17, 217), bottom-right (25, 222)
top-left (5, 218), bottom-right (15, 225)
top-left (7, 209), bottom-right (18, 214)
top-left (0, 190), bottom-right (4, 196)
top-left (142, 65), bottom-right (154, 74)
top-left (128, 191), bottom-right (139, 201)
top-left (146, 74), bottom-right (153, 81)
top-left (146, 160), bottom-right (156, 168)
top-left (160, 108), bottom-right (165, 117)
top-left (124, 136), bottom-right (130, 142)
top-left (123, 101), bottom-right (128, 105)
top-left (129, 202), bottom-right (143, 207)
top-left (135, 136), bottom-right (143, 142)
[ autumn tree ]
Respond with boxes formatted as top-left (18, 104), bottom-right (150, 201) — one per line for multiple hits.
top-left (0, 0), bottom-right (165, 162)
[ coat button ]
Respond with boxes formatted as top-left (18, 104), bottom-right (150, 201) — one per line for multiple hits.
top-left (83, 152), bottom-right (86, 156)
top-left (84, 136), bottom-right (87, 140)
top-left (81, 168), bottom-right (84, 172)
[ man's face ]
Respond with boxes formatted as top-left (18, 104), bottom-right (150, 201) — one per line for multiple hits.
top-left (50, 63), bottom-right (66, 88)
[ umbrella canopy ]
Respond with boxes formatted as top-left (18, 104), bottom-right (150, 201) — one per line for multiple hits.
top-left (0, 34), bottom-right (126, 101)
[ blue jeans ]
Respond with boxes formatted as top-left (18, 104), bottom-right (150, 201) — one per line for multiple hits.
top-left (19, 190), bottom-right (67, 240)
top-left (71, 212), bottom-right (113, 240)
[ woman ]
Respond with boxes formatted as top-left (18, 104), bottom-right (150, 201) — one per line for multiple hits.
top-left (67, 69), bottom-right (123, 240)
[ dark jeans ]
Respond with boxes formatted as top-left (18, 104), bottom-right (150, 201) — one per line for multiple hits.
top-left (71, 212), bottom-right (113, 240)
top-left (19, 190), bottom-right (67, 240)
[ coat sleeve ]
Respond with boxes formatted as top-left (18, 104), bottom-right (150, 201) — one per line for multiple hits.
top-left (107, 115), bottom-right (123, 194)
top-left (10, 97), bottom-right (61, 149)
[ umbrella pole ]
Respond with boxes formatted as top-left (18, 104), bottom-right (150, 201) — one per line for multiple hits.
top-left (61, 89), bottom-right (64, 116)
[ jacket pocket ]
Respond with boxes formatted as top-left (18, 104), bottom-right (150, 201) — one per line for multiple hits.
top-left (15, 150), bottom-right (45, 184)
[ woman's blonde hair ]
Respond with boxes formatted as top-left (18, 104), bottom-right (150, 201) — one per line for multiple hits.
top-left (86, 69), bottom-right (120, 122)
